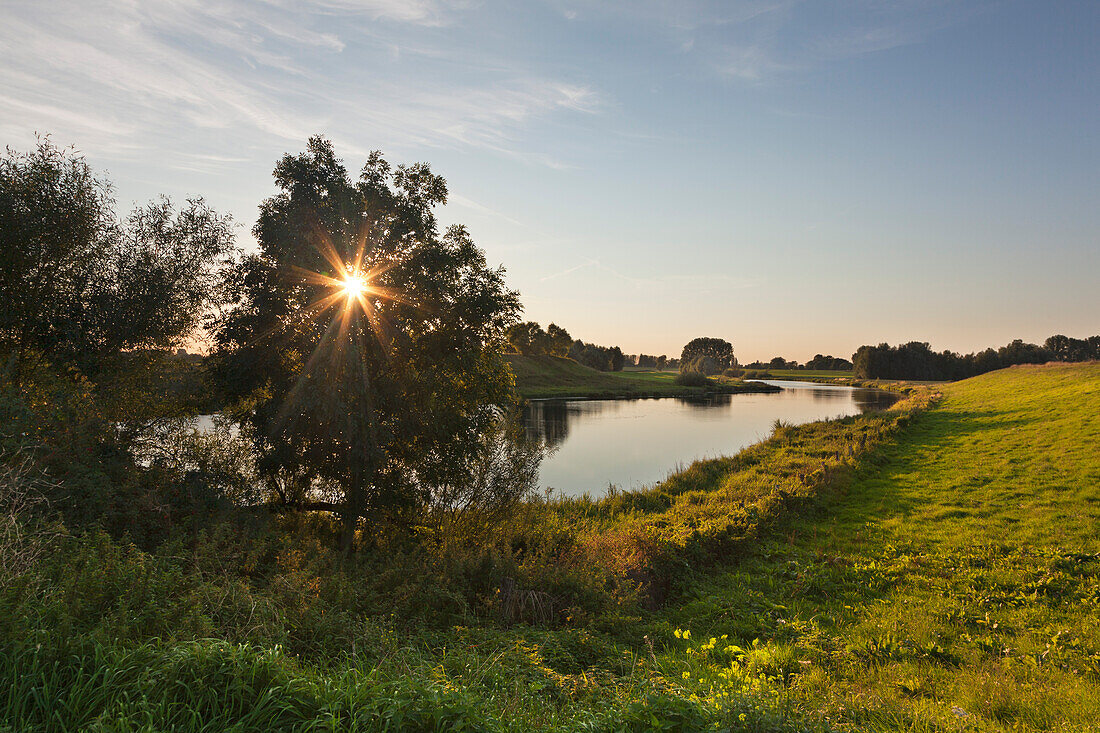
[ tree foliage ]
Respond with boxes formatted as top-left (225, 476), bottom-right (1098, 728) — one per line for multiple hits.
top-left (504, 321), bottom-right (573, 357)
top-left (0, 139), bottom-right (236, 373)
top-left (212, 138), bottom-right (521, 548)
top-left (806, 354), bottom-right (853, 371)
top-left (636, 354), bottom-right (668, 369)
top-left (545, 323), bottom-right (572, 356)
top-left (505, 321), bottom-right (548, 355)
top-left (680, 337), bottom-right (735, 374)
top-left (852, 334), bottom-right (1100, 380)
top-left (568, 340), bottom-right (624, 371)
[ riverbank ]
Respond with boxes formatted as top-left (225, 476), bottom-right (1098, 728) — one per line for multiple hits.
top-left (507, 353), bottom-right (780, 399)
top-left (5, 364), bottom-right (1096, 730)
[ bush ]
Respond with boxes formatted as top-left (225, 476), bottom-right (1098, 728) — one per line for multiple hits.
top-left (680, 355), bottom-right (722, 375)
top-left (674, 370), bottom-right (711, 387)
top-left (722, 367), bottom-right (744, 378)
top-left (0, 449), bottom-right (57, 586)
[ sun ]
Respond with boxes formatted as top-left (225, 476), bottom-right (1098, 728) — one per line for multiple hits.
top-left (342, 273), bottom-right (368, 299)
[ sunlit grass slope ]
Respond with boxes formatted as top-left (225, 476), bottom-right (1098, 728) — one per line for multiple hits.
top-left (664, 363), bottom-right (1100, 731)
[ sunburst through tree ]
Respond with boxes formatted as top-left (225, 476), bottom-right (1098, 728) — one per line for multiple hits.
top-left (213, 137), bottom-right (521, 551)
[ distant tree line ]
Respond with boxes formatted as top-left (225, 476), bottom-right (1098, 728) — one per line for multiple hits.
top-left (571, 341), bottom-right (624, 372)
top-left (806, 354), bottom-right (854, 371)
top-left (852, 335), bottom-right (1100, 380)
top-left (633, 354), bottom-right (669, 370)
top-left (504, 321), bottom-right (572, 357)
top-left (739, 355), bottom-right (853, 371)
top-left (504, 321), bottom-right (624, 371)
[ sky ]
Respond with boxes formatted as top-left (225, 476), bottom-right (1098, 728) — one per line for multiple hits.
top-left (2, 0), bottom-right (1098, 362)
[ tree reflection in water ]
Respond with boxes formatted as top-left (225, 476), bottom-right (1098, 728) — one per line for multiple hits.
top-left (520, 385), bottom-right (899, 496)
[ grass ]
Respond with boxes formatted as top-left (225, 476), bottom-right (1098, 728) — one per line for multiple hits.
top-left (507, 354), bottom-right (777, 399)
top-left (4, 363), bottom-right (1097, 730)
top-left (659, 363), bottom-right (1100, 730)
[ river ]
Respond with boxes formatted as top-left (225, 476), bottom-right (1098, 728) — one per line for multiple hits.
top-left (522, 380), bottom-right (896, 497)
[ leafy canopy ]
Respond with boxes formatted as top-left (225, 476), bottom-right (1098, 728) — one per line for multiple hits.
top-left (680, 337), bottom-right (735, 374)
top-left (213, 137), bottom-right (520, 542)
top-left (0, 138), bottom-right (236, 372)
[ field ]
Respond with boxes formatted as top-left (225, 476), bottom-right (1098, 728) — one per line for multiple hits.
top-left (3, 364), bottom-right (1097, 730)
top-left (506, 354), bottom-right (777, 399)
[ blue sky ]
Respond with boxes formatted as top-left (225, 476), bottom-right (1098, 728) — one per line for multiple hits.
top-left (2, 0), bottom-right (1097, 361)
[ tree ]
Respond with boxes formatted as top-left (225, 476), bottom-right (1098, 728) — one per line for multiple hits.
top-left (1045, 334), bottom-right (1092, 362)
top-left (680, 337), bottom-right (735, 372)
top-left (806, 354), bottom-right (853, 371)
top-left (852, 334), bottom-right (1099, 380)
top-left (609, 346), bottom-right (624, 372)
top-left (567, 339), bottom-right (624, 371)
top-left (0, 139), bottom-right (236, 375)
top-left (213, 138), bottom-right (520, 551)
top-left (505, 321), bottom-right (547, 355)
top-left (545, 323), bottom-right (572, 356)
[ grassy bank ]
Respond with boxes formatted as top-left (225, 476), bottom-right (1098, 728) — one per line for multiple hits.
top-left (4, 364), bottom-right (1097, 730)
top-left (661, 362), bottom-right (1100, 730)
top-left (507, 354), bottom-right (778, 399)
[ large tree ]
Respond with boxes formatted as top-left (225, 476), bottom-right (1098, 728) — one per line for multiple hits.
top-left (213, 138), bottom-right (520, 551)
top-left (0, 139), bottom-right (236, 375)
top-left (680, 337), bottom-right (735, 374)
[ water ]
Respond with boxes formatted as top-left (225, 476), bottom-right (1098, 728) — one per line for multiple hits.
top-left (523, 380), bottom-right (896, 497)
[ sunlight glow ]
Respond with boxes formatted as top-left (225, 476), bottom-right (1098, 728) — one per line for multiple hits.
top-left (342, 273), bottom-right (368, 299)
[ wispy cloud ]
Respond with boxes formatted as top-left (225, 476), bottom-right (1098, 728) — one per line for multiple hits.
top-left (447, 193), bottom-right (528, 228)
top-left (540, 258), bottom-right (599, 281)
top-left (577, 0), bottom-right (982, 84)
top-left (1, 0), bottom-right (599, 170)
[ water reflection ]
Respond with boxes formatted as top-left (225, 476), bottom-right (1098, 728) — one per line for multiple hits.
top-left (522, 381), bottom-right (897, 497)
top-left (523, 399), bottom-right (572, 449)
top-left (750, 380), bottom-right (899, 413)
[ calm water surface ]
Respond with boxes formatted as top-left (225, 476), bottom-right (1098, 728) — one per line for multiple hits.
top-left (523, 380), bottom-right (896, 497)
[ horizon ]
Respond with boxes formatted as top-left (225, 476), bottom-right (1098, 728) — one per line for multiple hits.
top-left (3, 0), bottom-right (1097, 361)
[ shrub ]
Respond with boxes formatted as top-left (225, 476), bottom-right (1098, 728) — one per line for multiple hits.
top-left (674, 370), bottom-right (712, 387)
top-left (680, 355), bottom-right (722, 375)
top-left (0, 449), bottom-right (57, 586)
